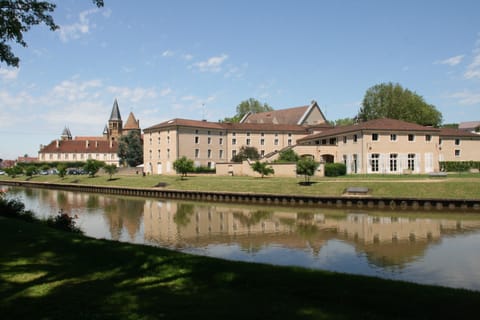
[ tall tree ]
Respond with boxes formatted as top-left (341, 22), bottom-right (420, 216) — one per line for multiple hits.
top-left (1, 0), bottom-right (104, 67)
top-left (357, 82), bottom-right (442, 126)
top-left (231, 146), bottom-right (260, 162)
top-left (173, 156), bottom-right (194, 179)
top-left (296, 157), bottom-right (319, 185)
top-left (118, 131), bottom-right (143, 167)
top-left (222, 98), bottom-right (273, 123)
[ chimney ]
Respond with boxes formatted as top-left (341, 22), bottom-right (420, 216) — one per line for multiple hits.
top-left (95, 141), bottom-right (98, 148)
top-left (56, 140), bottom-right (60, 148)
top-left (86, 140), bottom-right (89, 148)
top-left (110, 139), bottom-right (113, 148)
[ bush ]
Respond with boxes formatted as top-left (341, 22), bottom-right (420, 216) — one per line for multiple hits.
top-left (47, 209), bottom-right (83, 234)
top-left (440, 161), bottom-right (480, 172)
top-left (0, 195), bottom-right (36, 222)
top-left (193, 166), bottom-right (216, 174)
top-left (324, 163), bottom-right (347, 177)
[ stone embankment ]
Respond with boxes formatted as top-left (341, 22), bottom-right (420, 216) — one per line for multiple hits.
top-left (2, 180), bottom-right (479, 211)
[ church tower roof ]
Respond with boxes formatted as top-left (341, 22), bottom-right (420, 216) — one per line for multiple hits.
top-left (61, 126), bottom-right (72, 140)
top-left (110, 99), bottom-right (122, 121)
top-left (124, 112), bottom-right (140, 130)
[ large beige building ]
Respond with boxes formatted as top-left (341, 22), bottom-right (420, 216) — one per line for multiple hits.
top-left (143, 101), bottom-right (329, 174)
top-left (297, 118), bottom-right (480, 174)
top-left (38, 99), bottom-right (140, 166)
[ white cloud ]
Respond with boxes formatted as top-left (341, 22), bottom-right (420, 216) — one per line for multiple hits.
top-left (448, 90), bottom-right (480, 105)
top-left (52, 79), bottom-right (103, 101)
top-left (435, 55), bottom-right (465, 66)
top-left (464, 53), bottom-right (480, 79)
top-left (191, 54), bottom-right (228, 72)
top-left (182, 54), bottom-right (194, 61)
top-left (162, 50), bottom-right (175, 57)
top-left (160, 88), bottom-right (172, 96)
top-left (0, 68), bottom-right (19, 80)
top-left (107, 86), bottom-right (157, 103)
top-left (58, 8), bottom-right (101, 42)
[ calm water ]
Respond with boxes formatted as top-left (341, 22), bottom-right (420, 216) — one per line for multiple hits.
top-left (3, 185), bottom-right (480, 291)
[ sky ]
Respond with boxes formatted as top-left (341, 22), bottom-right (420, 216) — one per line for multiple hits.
top-left (1, 0), bottom-right (480, 160)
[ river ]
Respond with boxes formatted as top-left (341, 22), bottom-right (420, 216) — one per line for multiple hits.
top-left (3, 185), bottom-right (480, 291)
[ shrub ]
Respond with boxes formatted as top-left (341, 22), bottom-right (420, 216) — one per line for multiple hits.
top-left (0, 194), bottom-right (36, 222)
top-left (325, 163), bottom-right (347, 177)
top-left (47, 209), bottom-right (83, 234)
top-left (440, 161), bottom-right (480, 172)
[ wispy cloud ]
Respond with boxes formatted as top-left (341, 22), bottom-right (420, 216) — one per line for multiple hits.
top-left (0, 68), bottom-right (19, 80)
top-left (464, 53), bottom-right (480, 79)
top-left (447, 90), bottom-right (480, 105)
top-left (435, 55), bottom-right (465, 66)
top-left (58, 8), bottom-right (103, 42)
top-left (106, 86), bottom-right (157, 103)
top-left (191, 54), bottom-right (228, 72)
top-left (162, 50), bottom-right (175, 57)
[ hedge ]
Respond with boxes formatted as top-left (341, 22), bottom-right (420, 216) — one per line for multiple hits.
top-left (439, 161), bottom-right (480, 172)
top-left (324, 163), bottom-right (347, 177)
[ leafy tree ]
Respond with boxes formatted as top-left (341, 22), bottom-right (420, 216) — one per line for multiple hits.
top-left (296, 157), bottom-right (319, 185)
top-left (103, 164), bottom-right (117, 180)
top-left (251, 161), bottom-right (274, 178)
top-left (118, 130), bottom-right (143, 167)
top-left (222, 98), bottom-right (273, 123)
top-left (57, 163), bottom-right (67, 178)
top-left (333, 117), bottom-right (356, 126)
top-left (5, 165), bottom-right (23, 178)
top-left (357, 82), bottom-right (442, 126)
top-left (441, 123), bottom-right (459, 129)
top-left (83, 159), bottom-right (104, 177)
top-left (277, 148), bottom-right (300, 162)
top-left (1, 0), bottom-right (104, 67)
top-left (232, 146), bottom-right (260, 162)
top-left (173, 156), bottom-right (194, 179)
top-left (25, 165), bottom-right (36, 177)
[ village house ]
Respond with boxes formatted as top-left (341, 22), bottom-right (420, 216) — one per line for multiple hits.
top-left (38, 99), bottom-right (140, 166)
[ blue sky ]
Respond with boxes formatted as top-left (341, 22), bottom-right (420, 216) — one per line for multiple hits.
top-left (1, 0), bottom-right (480, 160)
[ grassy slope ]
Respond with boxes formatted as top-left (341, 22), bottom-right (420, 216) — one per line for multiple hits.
top-left (1, 217), bottom-right (479, 320)
top-left (3, 173), bottom-right (480, 199)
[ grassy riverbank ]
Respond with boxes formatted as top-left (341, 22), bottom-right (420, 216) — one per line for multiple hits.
top-left (2, 172), bottom-right (480, 199)
top-left (1, 217), bottom-right (479, 320)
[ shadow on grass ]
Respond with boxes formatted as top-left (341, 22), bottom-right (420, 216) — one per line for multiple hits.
top-left (298, 181), bottom-right (317, 186)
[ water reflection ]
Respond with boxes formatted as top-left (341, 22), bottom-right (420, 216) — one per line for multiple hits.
top-left (3, 185), bottom-right (480, 291)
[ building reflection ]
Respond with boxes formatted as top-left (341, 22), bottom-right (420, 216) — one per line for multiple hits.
top-left (143, 200), bottom-right (480, 267)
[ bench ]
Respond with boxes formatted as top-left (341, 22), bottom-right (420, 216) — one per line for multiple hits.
top-left (428, 172), bottom-right (447, 178)
top-left (344, 187), bottom-right (369, 195)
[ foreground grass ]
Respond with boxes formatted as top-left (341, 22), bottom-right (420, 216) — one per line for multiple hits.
top-left (3, 172), bottom-right (480, 199)
top-left (1, 217), bottom-right (479, 320)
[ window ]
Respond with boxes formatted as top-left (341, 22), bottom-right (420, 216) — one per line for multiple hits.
top-left (353, 134), bottom-right (358, 143)
top-left (371, 153), bottom-right (379, 172)
top-left (232, 150), bottom-right (237, 159)
top-left (195, 129), bottom-right (199, 134)
top-left (329, 138), bottom-right (336, 145)
top-left (439, 138), bottom-right (443, 145)
top-left (207, 149), bottom-right (212, 158)
top-left (261, 150), bottom-right (265, 157)
top-left (408, 154), bottom-right (415, 171)
top-left (389, 154), bottom-right (398, 172)
top-left (408, 134), bottom-right (415, 142)
top-left (232, 132), bottom-right (236, 136)
top-left (372, 133), bottom-right (379, 141)
top-left (390, 134), bottom-right (397, 141)
top-left (167, 148), bottom-right (170, 159)
top-left (232, 138), bottom-right (237, 145)
top-left (158, 149), bottom-right (161, 158)
top-left (455, 149), bottom-right (461, 157)
top-left (274, 138), bottom-right (279, 146)
top-left (207, 137), bottom-right (211, 144)
top-left (455, 139), bottom-right (460, 145)
top-left (321, 139), bottom-right (327, 145)
top-left (195, 149), bottom-right (200, 158)
top-left (207, 130), bottom-right (211, 135)
top-left (219, 138), bottom-right (223, 145)
top-left (246, 138), bottom-right (251, 145)
top-left (343, 155), bottom-right (347, 166)
top-left (246, 132), bottom-right (250, 136)
top-left (261, 132), bottom-right (265, 137)
top-left (149, 150), bottom-right (152, 160)
top-left (158, 137), bottom-right (161, 144)
top-left (288, 139), bottom-right (292, 146)
top-left (425, 135), bottom-right (431, 142)
top-left (343, 136), bottom-right (347, 143)
top-left (260, 138), bottom-right (265, 146)
top-left (288, 132), bottom-right (292, 137)
top-left (195, 136), bottom-right (199, 144)
top-left (219, 150), bottom-right (223, 159)
top-left (219, 131), bottom-right (223, 136)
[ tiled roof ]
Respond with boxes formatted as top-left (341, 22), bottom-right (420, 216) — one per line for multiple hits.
top-left (124, 112), bottom-right (140, 130)
top-left (439, 128), bottom-right (480, 138)
top-left (459, 121), bottom-right (480, 130)
top-left (143, 118), bottom-right (309, 133)
top-left (74, 136), bottom-right (106, 141)
top-left (241, 105), bottom-right (310, 125)
top-left (39, 139), bottom-right (118, 154)
top-left (298, 118), bottom-right (439, 142)
top-left (109, 99), bottom-right (122, 121)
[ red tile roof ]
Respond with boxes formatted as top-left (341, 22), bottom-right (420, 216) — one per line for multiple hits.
top-left (144, 118), bottom-right (309, 133)
top-left (39, 139), bottom-right (118, 154)
top-left (241, 105), bottom-right (310, 125)
top-left (298, 118), bottom-right (440, 142)
top-left (439, 128), bottom-right (480, 138)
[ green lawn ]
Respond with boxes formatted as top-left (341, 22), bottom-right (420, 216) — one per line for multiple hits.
top-left (1, 217), bottom-right (479, 319)
top-left (3, 172), bottom-right (480, 199)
